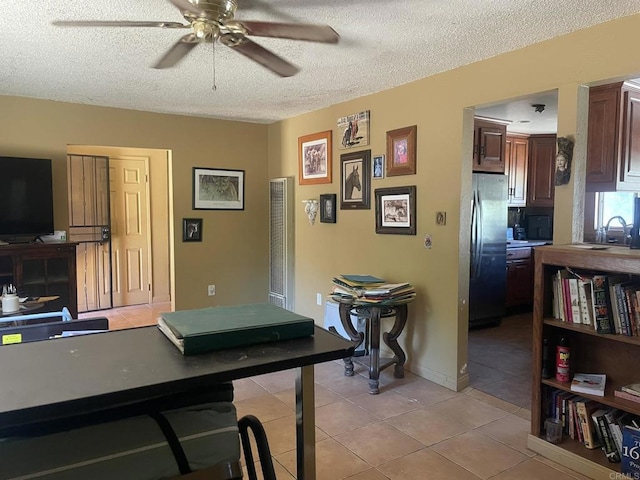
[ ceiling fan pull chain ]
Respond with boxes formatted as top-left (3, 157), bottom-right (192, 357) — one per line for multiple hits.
top-left (211, 42), bottom-right (217, 91)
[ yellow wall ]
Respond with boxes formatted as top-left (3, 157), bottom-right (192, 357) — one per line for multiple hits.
top-left (3, 13), bottom-right (640, 390)
top-left (268, 13), bottom-right (640, 389)
top-left (0, 97), bottom-right (270, 310)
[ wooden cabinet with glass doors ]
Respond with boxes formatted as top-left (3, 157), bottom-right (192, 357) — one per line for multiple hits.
top-left (0, 243), bottom-right (78, 318)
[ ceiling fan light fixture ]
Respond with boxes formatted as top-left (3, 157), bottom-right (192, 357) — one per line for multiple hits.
top-left (532, 103), bottom-right (546, 113)
top-left (192, 19), bottom-right (218, 40)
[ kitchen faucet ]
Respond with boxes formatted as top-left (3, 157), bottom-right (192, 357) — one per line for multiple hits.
top-left (604, 215), bottom-right (631, 244)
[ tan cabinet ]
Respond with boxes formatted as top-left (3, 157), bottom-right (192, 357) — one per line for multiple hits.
top-left (473, 118), bottom-right (507, 173)
top-left (506, 247), bottom-right (533, 307)
top-left (527, 134), bottom-right (556, 207)
top-left (586, 81), bottom-right (640, 191)
top-left (506, 134), bottom-right (529, 207)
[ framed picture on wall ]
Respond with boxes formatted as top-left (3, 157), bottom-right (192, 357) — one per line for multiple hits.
top-left (182, 218), bottom-right (203, 242)
top-left (386, 125), bottom-right (417, 176)
top-left (375, 185), bottom-right (416, 235)
top-left (320, 194), bottom-right (337, 223)
top-left (340, 150), bottom-right (371, 210)
top-left (337, 110), bottom-right (370, 150)
top-left (372, 154), bottom-right (385, 179)
top-left (298, 130), bottom-right (332, 185)
top-left (192, 168), bottom-right (245, 210)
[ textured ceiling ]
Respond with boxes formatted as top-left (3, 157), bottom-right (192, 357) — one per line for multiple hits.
top-left (2, 1), bottom-right (640, 124)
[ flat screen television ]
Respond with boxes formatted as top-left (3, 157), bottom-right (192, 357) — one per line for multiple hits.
top-left (0, 156), bottom-right (54, 241)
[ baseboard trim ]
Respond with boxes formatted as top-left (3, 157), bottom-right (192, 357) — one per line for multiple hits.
top-left (527, 434), bottom-right (615, 480)
top-left (405, 361), bottom-right (463, 391)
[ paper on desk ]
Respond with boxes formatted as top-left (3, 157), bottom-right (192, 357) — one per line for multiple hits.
top-left (36, 296), bottom-right (60, 302)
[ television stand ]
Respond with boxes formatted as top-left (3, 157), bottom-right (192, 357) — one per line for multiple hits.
top-left (0, 243), bottom-right (78, 318)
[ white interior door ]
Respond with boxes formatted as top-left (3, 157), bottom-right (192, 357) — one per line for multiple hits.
top-left (109, 157), bottom-right (151, 307)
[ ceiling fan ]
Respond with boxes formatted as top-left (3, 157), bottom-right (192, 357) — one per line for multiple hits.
top-left (52, 0), bottom-right (340, 77)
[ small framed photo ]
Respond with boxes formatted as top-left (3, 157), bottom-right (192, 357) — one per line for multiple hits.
top-left (298, 130), bottom-right (332, 185)
top-left (183, 218), bottom-right (202, 242)
top-left (386, 125), bottom-right (417, 176)
top-left (340, 150), bottom-right (371, 210)
top-left (337, 110), bottom-right (370, 150)
top-left (193, 168), bottom-right (244, 210)
top-left (375, 186), bottom-right (417, 235)
top-left (320, 194), bottom-right (337, 223)
top-left (372, 154), bottom-right (385, 179)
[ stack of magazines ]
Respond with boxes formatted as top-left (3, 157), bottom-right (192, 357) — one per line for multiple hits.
top-left (331, 274), bottom-right (416, 304)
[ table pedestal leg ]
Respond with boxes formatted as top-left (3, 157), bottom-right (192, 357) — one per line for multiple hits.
top-left (296, 365), bottom-right (315, 480)
top-left (368, 307), bottom-right (381, 394)
top-left (338, 303), bottom-right (364, 377)
top-left (383, 304), bottom-right (408, 378)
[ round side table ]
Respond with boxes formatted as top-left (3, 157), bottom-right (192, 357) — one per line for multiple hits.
top-left (335, 299), bottom-right (409, 394)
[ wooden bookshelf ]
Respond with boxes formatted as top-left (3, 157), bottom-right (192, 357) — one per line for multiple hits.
top-left (529, 244), bottom-right (640, 479)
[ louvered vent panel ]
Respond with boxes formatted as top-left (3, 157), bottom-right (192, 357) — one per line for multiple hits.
top-left (268, 178), bottom-right (293, 310)
top-left (268, 293), bottom-right (286, 308)
top-left (270, 181), bottom-right (285, 297)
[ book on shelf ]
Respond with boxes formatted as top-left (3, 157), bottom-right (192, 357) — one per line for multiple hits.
top-left (622, 425), bottom-right (640, 479)
top-left (157, 303), bottom-right (315, 355)
top-left (577, 279), bottom-right (594, 326)
top-left (592, 274), bottom-right (613, 334)
top-left (605, 409), bottom-right (624, 457)
top-left (608, 274), bottom-right (631, 335)
top-left (614, 389), bottom-right (640, 404)
top-left (621, 383), bottom-right (640, 397)
top-left (570, 373), bottom-right (606, 397)
top-left (592, 408), bottom-right (621, 462)
top-left (622, 282), bottom-right (640, 337)
top-left (575, 398), bottom-right (601, 449)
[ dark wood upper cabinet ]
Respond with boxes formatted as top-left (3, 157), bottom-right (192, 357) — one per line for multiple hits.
top-left (473, 118), bottom-right (507, 173)
top-left (586, 81), bottom-right (640, 191)
top-left (506, 134), bottom-right (529, 207)
top-left (527, 134), bottom-right (556, 207)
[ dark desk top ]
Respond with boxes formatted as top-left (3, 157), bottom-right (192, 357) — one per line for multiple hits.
top-left (0, 325), bottom-right (354, 436)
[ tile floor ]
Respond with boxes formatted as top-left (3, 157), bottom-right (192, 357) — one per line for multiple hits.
top-left (82, 304), bottom-right (586, 480)
top-left (468, 311), bottom-right (533, 410)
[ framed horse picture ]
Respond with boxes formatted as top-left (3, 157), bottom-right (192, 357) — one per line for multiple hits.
top-left (340, 150), bottom-right (371, 210)
top-left (337, 110), bottom-right (370, 150)
top-left (298, 130), bottom-right (332, 185)
top-left (375, 186), bottom-right (416, 235)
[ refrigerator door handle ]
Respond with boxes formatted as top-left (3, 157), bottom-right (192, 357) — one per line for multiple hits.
top-left (470, 190), bottom-right (482, 280)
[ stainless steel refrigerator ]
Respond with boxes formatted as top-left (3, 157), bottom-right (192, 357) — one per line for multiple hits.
top-left (469, 173), bottom-right (507, 328)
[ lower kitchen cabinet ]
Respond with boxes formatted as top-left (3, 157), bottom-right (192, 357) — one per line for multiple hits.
top-left (506, 247), bottom-right (533, 307)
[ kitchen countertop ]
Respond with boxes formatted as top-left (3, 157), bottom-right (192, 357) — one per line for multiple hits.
top-left (507, 240), bottom-right (550, 248)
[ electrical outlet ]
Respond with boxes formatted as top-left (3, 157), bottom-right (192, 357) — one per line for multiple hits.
top-left (208, 284), bottom-right (215, 296)
top-left (316, 293), bottom-right (322, 306)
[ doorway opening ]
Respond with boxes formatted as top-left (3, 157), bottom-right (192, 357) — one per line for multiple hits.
top-left (67, 146), bottom-right (172, 315)
top-left (467, 90), bottom-right (559, 408)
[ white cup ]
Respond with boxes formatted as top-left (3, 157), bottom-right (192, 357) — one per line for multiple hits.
top-left (2, 294), bottom-right (19, 313)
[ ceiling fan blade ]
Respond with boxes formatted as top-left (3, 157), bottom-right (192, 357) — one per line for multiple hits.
top-left (237, 21), bottom-right (339, 43)
top-left (153, 34), bottom-right (200, 69)
top-left (167, 0), bottom-right (204, 17)
top-left (52, 20), bottom-right (188, 28)
top-left (224, 36), bottom-right (299, 77)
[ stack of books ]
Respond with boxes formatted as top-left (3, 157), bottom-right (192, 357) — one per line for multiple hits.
top-left (331, 274), bottom-right (416, 304)
top-left (614, 383), bottom-right (640, 403)
top-left (546, 387), bottom-right (640, 464)
top-left (552, 267), bottom-right (640, 336)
